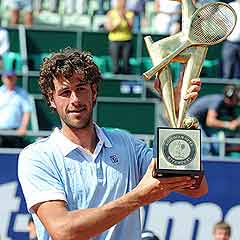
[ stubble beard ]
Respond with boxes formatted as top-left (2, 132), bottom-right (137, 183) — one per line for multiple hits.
top-left (62, 111), bottom-right (92, 130)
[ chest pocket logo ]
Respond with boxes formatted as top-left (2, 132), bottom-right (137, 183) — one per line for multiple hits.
top-left (110, 154), bottom-right (119, 164)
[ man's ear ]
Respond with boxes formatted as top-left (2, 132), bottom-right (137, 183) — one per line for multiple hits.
top-left (49, 96), bottom-right (56, 109)
top-left (50, 101), bottom-right (56, 109)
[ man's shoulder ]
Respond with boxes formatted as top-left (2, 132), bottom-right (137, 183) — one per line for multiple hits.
top-left (197, 94), bottom-right (222, 104)
top-left (15, 86), bottom-right (30, 96)
top-left (20, 136), bottom-right (53, 157)
top-left (0, 85), bottom-right (5, 92)
top-left (102, 127), bottom-right (131, 136)
top-left (101, 127), bottom-right (133, 142)
top-left (209, 94), bottom-right (223, 103)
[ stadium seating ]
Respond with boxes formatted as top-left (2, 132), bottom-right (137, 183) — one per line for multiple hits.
top-left (1, 24), bottom-right (239, 155)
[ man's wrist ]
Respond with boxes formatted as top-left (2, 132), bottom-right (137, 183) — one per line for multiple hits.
top-left (223, 121), bottom-right (229, 129)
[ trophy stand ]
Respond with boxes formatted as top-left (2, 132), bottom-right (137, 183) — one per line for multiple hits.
top-left (143, 0), bottom-right (236, 188)
top-left (144, 0), bottom-right (205, 188)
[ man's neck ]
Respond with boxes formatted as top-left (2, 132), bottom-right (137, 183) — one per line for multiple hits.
top-left (5, 86), bottom-right (16, 91)
top-left (61, 123), bottom-right (98, 153)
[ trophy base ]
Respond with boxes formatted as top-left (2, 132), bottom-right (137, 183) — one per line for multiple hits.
top-left (153, 169), bottom-right (204, 189)
top-left (155, 127), bottom-right (203, 189)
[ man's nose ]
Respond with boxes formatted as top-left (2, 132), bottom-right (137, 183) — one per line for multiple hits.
top-left (70, 91), bottom-right (80, 103)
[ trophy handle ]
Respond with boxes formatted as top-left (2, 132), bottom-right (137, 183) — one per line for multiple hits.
top-left (177, 46), bottom-right (208, 127)
top-left (143, 40), bottom-right (191, 80)
top-left (157, 68), bottom-right (177, 128)
top-left (144, 36), bottom-right (177, 128)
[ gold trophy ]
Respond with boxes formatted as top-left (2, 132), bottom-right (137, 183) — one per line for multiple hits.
top-left (143, 0), bottom-right (236, 187)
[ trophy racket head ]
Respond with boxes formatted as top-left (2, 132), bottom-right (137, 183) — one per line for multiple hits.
top-left (189, 2), bottom-right (237, 45)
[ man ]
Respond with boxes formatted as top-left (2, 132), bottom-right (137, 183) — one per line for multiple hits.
top-left (222, 0), bottom-right (240, 79)
top-left (105, 0), bottom-right (134, 74)
top-left (8, 0), bottom-right (33, 26)
top-left (188, 85), bottom-right (240, 154)
top-left (213, 221), bottom-right (231, 240)
top-left (18, 48), bottom-right (208, 240)
top-left (0, 70), bottom-right (31, 147)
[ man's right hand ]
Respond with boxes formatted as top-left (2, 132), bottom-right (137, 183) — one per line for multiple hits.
top-left (133, 159), bottom-right (196, 205)
top-left (228, 119), bottom-right (240, 130)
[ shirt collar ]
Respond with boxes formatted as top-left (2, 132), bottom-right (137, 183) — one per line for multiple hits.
top-left (51, 123), bottom-right (112, 157)
top-left (94, 123), bottom-right (112, 148)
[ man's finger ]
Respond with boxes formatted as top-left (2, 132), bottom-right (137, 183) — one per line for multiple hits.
top-left (166, 179), bottom-right (196, 191)
top-left (184, 92), bottom-right (198, 102)
top-left (187, 85), bottom-right (201, 94)
top-left (157, 176), bottom-right (192, 184)
top-left (191, 78), bottom-right (201, 86)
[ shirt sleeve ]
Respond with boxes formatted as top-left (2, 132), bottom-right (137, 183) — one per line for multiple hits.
top-left (208, 96), bottom-right (223, 111)
top-left (132, 135), bottom-right (153, 180)
top-left (18, 146), bottom-right (66, 212)
top-left (20, 90), bottom-right (32, 113)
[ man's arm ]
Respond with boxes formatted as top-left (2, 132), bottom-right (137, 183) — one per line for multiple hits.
top-left (17, 112), bottom-right (31, 135)
top-left (206, 110), bottom-right (239, 130)
top-left (33, 160), bottom-right (196, 240)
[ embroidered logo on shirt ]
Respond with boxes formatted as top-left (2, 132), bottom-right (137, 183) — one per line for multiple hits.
top-left (110, 154), bottom-right (119, 164)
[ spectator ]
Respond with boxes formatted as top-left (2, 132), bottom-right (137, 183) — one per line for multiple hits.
top-left (188, 85), bottom-right (240, 155)
top-left (222, 0), bottom-right (240, 79)
top-left (7, 0), bottom-right (33, 26)
top-left (105, 0), bottom-right (134, 74)
top-left (127, 0), bottom-right (146, 32)
top-left (153, 0), bottom-right (181, 35)
top-left (0, 28), bottom-right (9, 70)
top-left (213, 221), bottom-right (231, 240)
top-left (28, 216), bottom-right (38, 240)
top-left (0, 70), bottom-right (32, 148)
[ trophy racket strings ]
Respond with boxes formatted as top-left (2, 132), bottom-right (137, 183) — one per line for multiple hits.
top-left (191, 3), bottom-right (236, 44)
top-left (143, 2), bottom-right (237, 80)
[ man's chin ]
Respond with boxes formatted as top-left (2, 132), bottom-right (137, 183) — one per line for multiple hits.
top-left (66, 120), bottom-right (91, 130)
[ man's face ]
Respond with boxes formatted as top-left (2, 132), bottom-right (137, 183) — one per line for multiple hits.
top-left (214, 228), bottom-right (230, 240)
top-left (50, 73), bottom-right (97, 130)
top-left (2, 75), bottom-right (17, 90)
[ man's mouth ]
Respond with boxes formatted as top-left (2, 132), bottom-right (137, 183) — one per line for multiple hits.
top-left (68, 107), bottom-right (86, 113)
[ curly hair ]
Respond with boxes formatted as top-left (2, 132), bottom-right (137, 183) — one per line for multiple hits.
top-left (39, 48), bottom-right (102, 107)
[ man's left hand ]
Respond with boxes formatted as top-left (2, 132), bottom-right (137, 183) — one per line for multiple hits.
top-left (17, 127), bottom-right (27, 136)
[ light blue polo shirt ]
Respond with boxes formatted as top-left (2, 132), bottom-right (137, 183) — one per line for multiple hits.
top-left (18, 125), bottom-right (153, 240)
top-left (0, 85), bottom-right (32, 129)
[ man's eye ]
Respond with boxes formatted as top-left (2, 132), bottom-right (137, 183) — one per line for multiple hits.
top-left (76, 87), bottom-right (85, 92)
top-left (60, 90), bottom-right (70, 96)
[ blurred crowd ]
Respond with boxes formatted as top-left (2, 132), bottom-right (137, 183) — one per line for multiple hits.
top-left (0, 0), bottom-right (226, 30)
